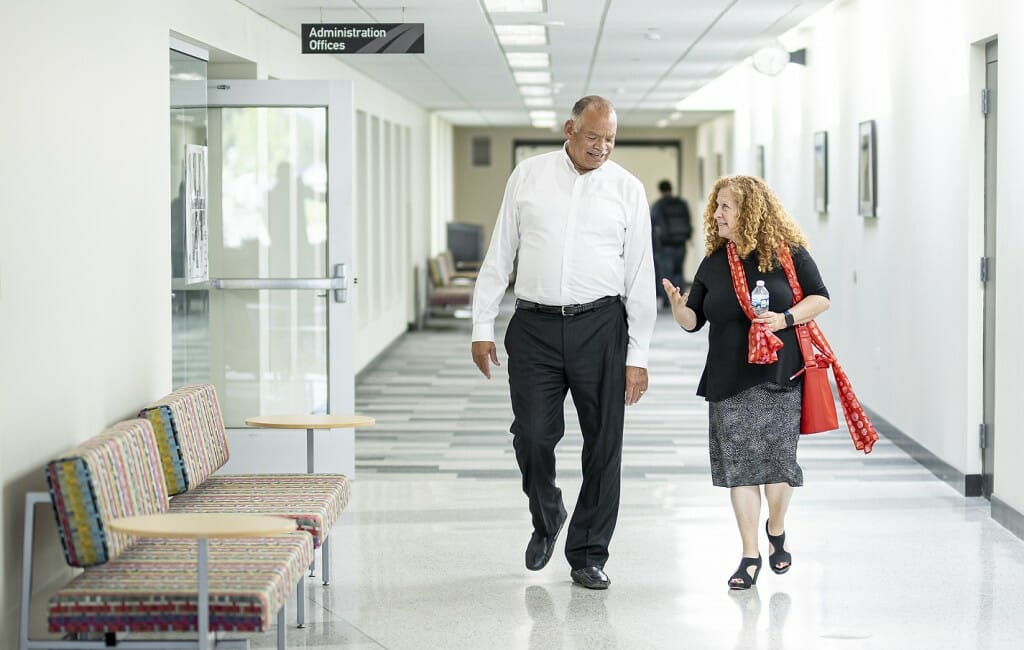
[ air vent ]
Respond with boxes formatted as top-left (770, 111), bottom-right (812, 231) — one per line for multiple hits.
top-left (471, 135), bottom-right (491, 167)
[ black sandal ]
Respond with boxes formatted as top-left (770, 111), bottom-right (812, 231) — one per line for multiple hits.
top-left (766, 520), bottom-right (792, 574)
top-left (728, 555), bottom-right (762, 590)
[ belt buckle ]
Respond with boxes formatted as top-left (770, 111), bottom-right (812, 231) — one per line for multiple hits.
top-left (561, 305), bottom-right (572, 316)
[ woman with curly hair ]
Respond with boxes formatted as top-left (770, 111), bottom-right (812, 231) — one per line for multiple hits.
top-left (662, 175), bottom-right (831, 590)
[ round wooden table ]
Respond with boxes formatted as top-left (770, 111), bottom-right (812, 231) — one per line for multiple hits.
top-left (244, 414), bottom-right (375, 474)
top-left (109, 513), bottom-right (295, 650)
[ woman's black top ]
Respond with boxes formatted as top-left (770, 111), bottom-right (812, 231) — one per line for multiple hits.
top-left (685, 245), bottom-right (829, 402)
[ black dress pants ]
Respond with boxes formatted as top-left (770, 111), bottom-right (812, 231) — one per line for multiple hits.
top-left (504, 298), bottom-right (627, 570)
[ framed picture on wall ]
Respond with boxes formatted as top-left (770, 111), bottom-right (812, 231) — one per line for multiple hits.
top-left (858, 120), bottom-right (877, 217)
top-left (813, 131), bottom-right (828, 213)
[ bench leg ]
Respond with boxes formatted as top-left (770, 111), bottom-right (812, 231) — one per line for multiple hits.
top-left (20, 492), bottom-right (50, 650)
top-left (296, 576), bottom-right (305, 628)
top-left (321, 537), bottom-right (331, 586)
top-left (277, 605), bottom-right (286, 650)
top-left (198, 539), bottom-right (210, 650)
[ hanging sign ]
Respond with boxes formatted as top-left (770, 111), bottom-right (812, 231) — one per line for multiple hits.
top-left (302, 23), bottom-right (425, 54)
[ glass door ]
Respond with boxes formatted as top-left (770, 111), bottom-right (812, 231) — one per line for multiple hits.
top-left (201, 81), bottom-right (355, 474)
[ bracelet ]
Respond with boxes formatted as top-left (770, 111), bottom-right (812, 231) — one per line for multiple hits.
top-left (783, 311), bottom-right (795, 327)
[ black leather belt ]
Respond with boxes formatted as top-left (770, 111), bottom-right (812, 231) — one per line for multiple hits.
top-left (515, 295), bottom-right (621, 316)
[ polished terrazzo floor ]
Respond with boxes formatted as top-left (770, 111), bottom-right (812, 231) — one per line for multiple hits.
top-left (255, 297), bottom-right (1024, 649)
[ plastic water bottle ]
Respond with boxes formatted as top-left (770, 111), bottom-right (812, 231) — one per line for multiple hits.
top-left (751, 280), bottom-right (769, 315)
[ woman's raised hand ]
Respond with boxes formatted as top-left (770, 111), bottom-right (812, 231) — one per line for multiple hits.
top-left (661, 278), bottom-right (688, 308)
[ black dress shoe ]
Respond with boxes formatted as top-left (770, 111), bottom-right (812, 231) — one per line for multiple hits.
top-left (570, 566), bottom-right (610, 590)
top-left (525, 506), bottom-right (567, 571)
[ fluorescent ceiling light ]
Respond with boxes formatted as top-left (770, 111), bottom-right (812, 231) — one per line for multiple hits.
top-left (524, 97), bottom-right (554, 107)
top-left (506, 52), bottom-right (550, 68)
top-left (656, 119), bottom-right (669, 128)
top-left (532, 119), bottom-right (557, 128)
top-left (514, 70), bottom-right (551, 84)
top-left (519, 85), bottom-right (552, 96)
top-left (529, 110), bottom-right (556, 120)
top-left (495, 25), bottom-right (547, 46)
top-left (484, 0), bottom-right (544, 13)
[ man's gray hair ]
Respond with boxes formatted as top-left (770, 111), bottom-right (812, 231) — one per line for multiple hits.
top-left (570, 96), bottom-right (615, 130)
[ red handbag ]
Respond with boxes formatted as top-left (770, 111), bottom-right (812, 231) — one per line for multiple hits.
top-left (793, 324), bottom-right (839, 434)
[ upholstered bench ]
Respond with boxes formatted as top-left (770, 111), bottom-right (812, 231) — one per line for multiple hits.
top-left (38, 419), bottom-right (311, 649)
top-left (139, 385), bottom-right (351, 589)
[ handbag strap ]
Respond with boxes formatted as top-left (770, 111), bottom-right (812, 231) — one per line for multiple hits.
top-left (793, 322), bottom-right (818, 370)
top-left (725, 242), bottom-right (783, 364)
top-left (776, 245), bottom-right (878, 454)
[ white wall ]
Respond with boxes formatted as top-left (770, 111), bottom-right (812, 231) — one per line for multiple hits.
top-left (0, 0), bottom-right (434, 641)
top-left (691, 0), bottom-right (1024, 519)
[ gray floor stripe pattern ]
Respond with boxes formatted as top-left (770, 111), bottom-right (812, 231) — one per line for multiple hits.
top-left (257, 294), bottom-right (1024, 649)
top-left (355, 297), bottom-right (916, 484)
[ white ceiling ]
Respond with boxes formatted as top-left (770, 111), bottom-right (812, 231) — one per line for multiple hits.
top-left (236, 0), bottom-right (832, 127)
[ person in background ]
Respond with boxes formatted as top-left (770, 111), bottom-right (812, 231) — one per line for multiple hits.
top-left (650, 179), bottom-right (692, 306)
top-left (471, 95), bottom-right (656, 590)
top-left (662, 175), bottom-right (830, 589)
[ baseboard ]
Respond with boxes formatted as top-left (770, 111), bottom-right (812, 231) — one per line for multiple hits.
top-left (992, 497), bottom-right (1024, 542)
top-left (863, 406), bottom-right (983, 497)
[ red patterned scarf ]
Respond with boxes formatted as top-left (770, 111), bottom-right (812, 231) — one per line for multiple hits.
top-left (726, 242), bottom-right (784, 364)
top-left (726, 242), bottom-right (878, 453)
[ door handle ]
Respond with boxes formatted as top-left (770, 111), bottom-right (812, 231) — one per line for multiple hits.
top-left (211, 263), bottom-right (349, 303)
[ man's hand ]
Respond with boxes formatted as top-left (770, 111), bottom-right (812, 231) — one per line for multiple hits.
top-left (625, 366), bottom-right (648, 405)
top-left (472, 341), bottom-right (500, 379)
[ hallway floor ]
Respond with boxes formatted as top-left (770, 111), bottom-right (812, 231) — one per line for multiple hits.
top-left (260, 299), bottom-right (1024, 649)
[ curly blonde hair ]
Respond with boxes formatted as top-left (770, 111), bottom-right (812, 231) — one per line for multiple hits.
top-left (701, 175), bottom-right (808, 272)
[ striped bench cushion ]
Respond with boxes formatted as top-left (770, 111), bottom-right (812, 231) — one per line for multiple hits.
top-left (139, 385), bottom-right (229, 495)
top-left (168, 474), bottom-right (351, 548)
top-left (49, 532), bottom-right (313, 634)
top-left (46, 420), bottom-right (169, 567)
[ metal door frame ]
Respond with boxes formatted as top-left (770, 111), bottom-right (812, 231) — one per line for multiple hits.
top-left (981, 42), bottom-right (997, 498)
top-left (207, 80), bottom-right (356, 475)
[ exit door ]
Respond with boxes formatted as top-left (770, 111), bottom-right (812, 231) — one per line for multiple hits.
top-left (201, 80), bottom-right (357, 475)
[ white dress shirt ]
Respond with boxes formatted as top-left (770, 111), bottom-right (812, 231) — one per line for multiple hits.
top-left (471, 145), bottom-right (657, 368)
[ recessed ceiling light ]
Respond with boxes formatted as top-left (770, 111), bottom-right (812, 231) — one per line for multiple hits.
top-left (524, 97), bottom-right (554, 107)
top-left (506, 52), bottom-right (550, 68)
top-left (670, 112), bottom-right (682, 120)
top-left (484, 0), bottom-right (544, 13)
top-left (529, 110), bottom-right (556, 120)
top-left (514, 70), bottom-right (551, 84)
top-left (495, 25), bottom-right (547, 46)
top-left (532, 119), bottom-right (557, 128)
top-left (656, 119), bottom-right (669, 128)
top-left (519, 85), bottom-right (552, 96)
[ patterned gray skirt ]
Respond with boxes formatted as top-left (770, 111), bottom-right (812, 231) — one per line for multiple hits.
top-left (708, 382), bottom-right (803, 488)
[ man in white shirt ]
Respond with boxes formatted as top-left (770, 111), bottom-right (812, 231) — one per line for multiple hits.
top-left (471, 96), bottom-right (656, 590)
